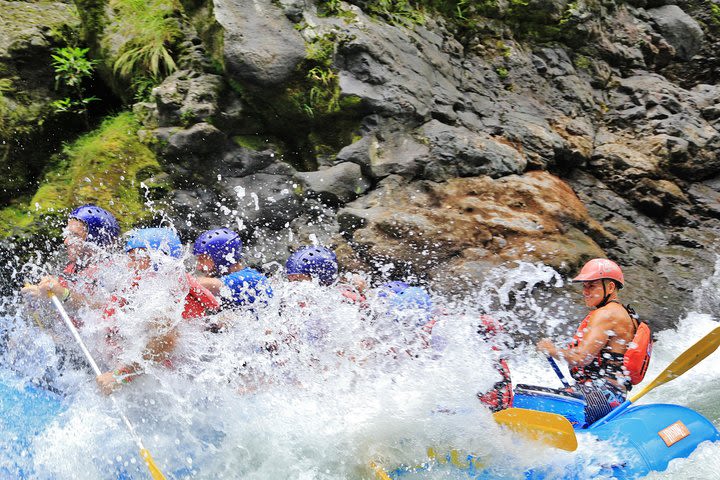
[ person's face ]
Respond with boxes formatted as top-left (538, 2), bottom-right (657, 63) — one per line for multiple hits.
top-left (127, 248), bottom-right (152, 272)
top-left (287, 273), bottom-right (312, 283)
top-left (196, 254), bottom-right (216, 275)
top-left (63, 219), bottom-right (89, 262)
top-left (581, 279), bottom-right (613, 308)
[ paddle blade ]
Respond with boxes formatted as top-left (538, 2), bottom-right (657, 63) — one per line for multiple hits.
top-left (370, 461), bottom-right (393, 480)
top-left (494, 408), bottom-right (578, 451)
top-left (141, 449), bottom-right (167, 480)
top-left (630, 326), bottom-right (720, 403)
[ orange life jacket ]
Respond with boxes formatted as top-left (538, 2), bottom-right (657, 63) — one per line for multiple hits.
top-left (622, 307), bottom-right (652, 385)
top-left (569, 304), bottom-right (652, 387)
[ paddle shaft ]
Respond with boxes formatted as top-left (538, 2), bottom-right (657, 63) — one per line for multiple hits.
top-left (49, 294), bottom-right (166, 479)
top-left (546, 356), bottom-right (571, 389)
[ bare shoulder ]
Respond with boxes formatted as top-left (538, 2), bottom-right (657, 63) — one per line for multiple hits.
top-left (588, 303), bottom-right (629, 327)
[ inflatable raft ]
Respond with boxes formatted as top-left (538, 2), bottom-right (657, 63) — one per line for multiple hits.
top-left (382, 386), bottom-right (719, 479)
top-left (0, 377), bottom-right (66, 478)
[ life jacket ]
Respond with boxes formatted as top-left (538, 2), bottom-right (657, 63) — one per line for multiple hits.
top-left (569, 303), bottom-right (652, 388)
top-left (622, 305), bottom-right (652, 385)
top-left (59, 262), bottom-right (101, 296)
top-left (183, 274), bottom-right (220, 319)
top-left (338, 284), bottom-right (367, 306)
top-left (476, 315), bottom-right (513, 411)
top-left (477, 358), bottom-right (513, 412)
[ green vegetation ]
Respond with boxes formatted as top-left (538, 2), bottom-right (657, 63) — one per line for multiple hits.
top-left (0, 112), bottom-right (167, 237)
top-left (99, 0), bottom-right (184, 99)
top-left (233, 135), bottom-right (272, 151)
top-left (574, 54), bottom-right (592, 71)
top-left (289, 32), bottom-right (349, 118)
top-left (363, 0), bottom-right (425, 27)
top-left (50, 47), bottom-right (99, 124)
top-left (316, 0), bottom-right (594, 45)
top-left (710, 1), bottom-right (720, 25)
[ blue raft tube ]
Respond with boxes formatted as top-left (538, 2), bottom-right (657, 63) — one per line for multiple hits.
top-left (381, 384), bottom-right (719, 479)
top-left (513, 384), bottom-right (720, 478)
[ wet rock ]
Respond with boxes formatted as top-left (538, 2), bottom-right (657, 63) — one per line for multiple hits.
top-left (165, 123), bottom-right (226, 156)
top-left (418, 120), bottom-right (527, 181)
top-left (648, 5), bottom-right (703, 61)
top-left (0, 0), bottom-right (80, 203)
top-left (220, 146), bottom-right (277, 178)
top-left (339, 171), bottom-right (608, 281)
top-left (214, 0), bottom-right (306, 86)
top-left (152, 70), bottom-right (223, 127)
top-left (295, 162), bottom-right (371, 205)
top-left (221, 173), bottom-right (303, 231)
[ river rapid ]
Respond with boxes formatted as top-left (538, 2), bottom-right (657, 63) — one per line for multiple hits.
top-left (1, 249), bottom-right (719, 480)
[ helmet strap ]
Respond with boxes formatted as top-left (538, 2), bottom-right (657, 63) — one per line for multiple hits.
top-left (596, 280), bottom-right (612, 308)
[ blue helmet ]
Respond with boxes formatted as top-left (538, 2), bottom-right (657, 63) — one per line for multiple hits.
top-left (193, 228), bottom-right (243, 274)
top-left (389, 286), bottom-right (433, 326)
top-left (69, 205), bottom-right (120, 246)
top-left (377, 281), bottom-right (410, 298)
top-left (222, 268), bottom-right (273, 307)
top-left (125, 228), bottom-right (183, 258)
top-left (285, 246), bottom-right (338, 286)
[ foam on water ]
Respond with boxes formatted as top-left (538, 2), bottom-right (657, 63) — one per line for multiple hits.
top-left (1, 242), bottom-right (720, 479)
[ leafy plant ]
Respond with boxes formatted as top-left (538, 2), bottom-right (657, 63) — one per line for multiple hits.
top-left (318, 0), bottom-right (343, 16)
top-left (306, 66), bottom-right (341, 114)
top-left (110, 0), bottom-right (181, 81)
top-left (710, 1), bottom-right (720, 25)
top-left (365, 0), bottom-right (424, 27)
top-left (50, 46), bottom-right (99, 125)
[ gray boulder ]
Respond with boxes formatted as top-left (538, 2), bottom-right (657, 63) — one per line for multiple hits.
top-left (295, 162), bottom-right (371, 205)
top-left (222, 173), bottom-right (303, 230)
top-left (648, 5), bottom-right (703, 60)
top-left (152, 70), bottom-right (223, 127)
top-left (213, 0), bottom-right (306, 86)
top-left (336, 131), bottom-right (428, 179)
top-left (419, 120), bottom-right (527, 181)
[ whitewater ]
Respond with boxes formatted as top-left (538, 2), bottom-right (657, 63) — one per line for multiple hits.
top-left (1, 249), bottom-right (719, 479)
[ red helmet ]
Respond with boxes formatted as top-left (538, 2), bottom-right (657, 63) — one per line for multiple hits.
top-left (572, 258), bottom-right (624, 288)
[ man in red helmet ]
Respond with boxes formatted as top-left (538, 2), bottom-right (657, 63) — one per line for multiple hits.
top-left (537, 258), bottom-right (645, 423)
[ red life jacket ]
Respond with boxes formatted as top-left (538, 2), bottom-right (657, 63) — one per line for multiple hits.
top-left (478, 358), bottom-right (513, 412)
top-left (338, 284), bottom-right (367, 306)
top-left (476, 315), bottom-right (513, 411)
top-left (182, 274), bottom-right (220, 319)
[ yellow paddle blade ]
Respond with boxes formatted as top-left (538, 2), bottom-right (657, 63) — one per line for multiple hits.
top-left (141, 449), bottom-right (167, 480)
top-left (494, 408), bottom-right (578, 452)
top-left (370, 461), bottom-right (393, 480)
top-left (630, 326), bottom-right (720, 404)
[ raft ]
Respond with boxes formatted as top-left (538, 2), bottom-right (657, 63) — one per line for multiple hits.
top-left (0, 377), bottom-right (66, 478)
top-left (383, 385), bottom-right (720, 479)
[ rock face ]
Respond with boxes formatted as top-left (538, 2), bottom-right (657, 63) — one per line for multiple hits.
top-left (338, 171), bottom-right (608, 286)
top-left (0, 0), bottom-right (80, 203)
top-left (6, 0), bottom-right (720, 328)
top-left (140, 0), bottom-right (720, 326)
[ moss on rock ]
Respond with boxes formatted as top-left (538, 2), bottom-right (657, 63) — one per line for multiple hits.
top-left (0, 111), bottom-right (166, 238)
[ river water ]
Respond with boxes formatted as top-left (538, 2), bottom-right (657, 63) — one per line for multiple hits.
top-left (0, 253), bottom-right (718, 479)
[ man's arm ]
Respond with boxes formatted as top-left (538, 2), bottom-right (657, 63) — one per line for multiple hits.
top-left (539, 311), bottom-right (612, 367)
top-left (96, 322), bottom-right (178, 395)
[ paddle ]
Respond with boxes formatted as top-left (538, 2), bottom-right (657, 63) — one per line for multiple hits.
top-left (546, 356), bottom-right (571, 389)
top-left (494, 407), bottom-right (578, 451)
top-left (48, 294), bottom-right (168, 480)
top-left (590, 325), bottom-right (720, 429)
